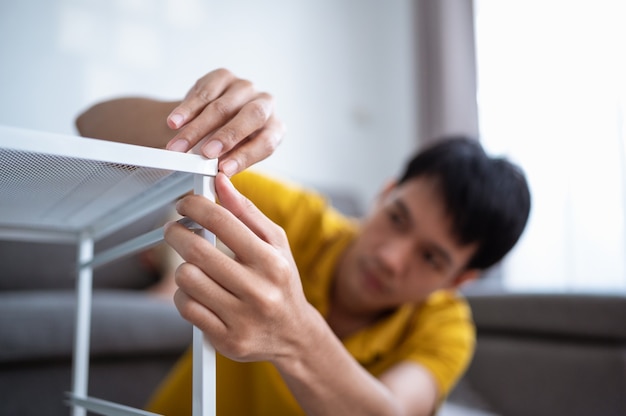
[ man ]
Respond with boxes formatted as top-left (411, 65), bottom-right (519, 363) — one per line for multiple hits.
top-left (77, 68), bottom-right (531, 415)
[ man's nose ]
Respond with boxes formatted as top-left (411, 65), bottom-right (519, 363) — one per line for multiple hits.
top-left (377, 238), bottom-right (412, 277)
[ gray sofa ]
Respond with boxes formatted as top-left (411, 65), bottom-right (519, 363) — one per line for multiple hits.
top-left (445, 292), bottom-right (626, 416)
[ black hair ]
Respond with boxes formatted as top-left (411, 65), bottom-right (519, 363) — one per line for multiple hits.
top-left (398, 136), bottom-right (531, 270)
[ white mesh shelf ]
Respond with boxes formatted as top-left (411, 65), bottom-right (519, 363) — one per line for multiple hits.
top-left (0, 125), bottom-right (218, 416)
top-left (0, 125), bottom-right (216, 242)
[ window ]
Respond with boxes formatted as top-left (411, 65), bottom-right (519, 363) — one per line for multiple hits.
top-left (474, 0), bottom-right (626, 292)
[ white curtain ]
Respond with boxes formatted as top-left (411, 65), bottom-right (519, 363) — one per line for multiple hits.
top-left (474, 0), bottom-right (626, 292)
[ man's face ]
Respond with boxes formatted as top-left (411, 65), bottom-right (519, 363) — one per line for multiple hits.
top-left (335, 177), bottom-right (479, 315)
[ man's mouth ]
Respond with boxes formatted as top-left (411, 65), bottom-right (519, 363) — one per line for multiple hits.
top-left (360, 261), bottom-right (387, 294)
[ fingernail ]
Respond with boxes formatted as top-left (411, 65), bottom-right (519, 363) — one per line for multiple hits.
top-left (202, 140), bottom-right (223, 159)
top-left (163, 220), bottom-right (176, 234)
top-left (221, 160), bottom-right (239, 177)
top-left (218, 171), bottom-right (235, 189)
top-left (169, 113), bottom-right (185, 128)
top-left (168, 139), bottom-right (189, 152)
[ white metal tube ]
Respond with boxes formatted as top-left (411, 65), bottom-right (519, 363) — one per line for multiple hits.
top-left (71, 232), bottom-right (94, 416)
top-left (66, 393), bottom-right (161, 416)
top-left (0, 125), bottom-right (217, 175)
top-left (192, 174), bottom-right (217, 416)
top-left (82, 218), bottom-right (203, 270)
top-left (82, 226), bottom-right (165, 270)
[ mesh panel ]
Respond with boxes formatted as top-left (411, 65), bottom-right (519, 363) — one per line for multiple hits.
top-left (0, 148), bottom-right (175, 232)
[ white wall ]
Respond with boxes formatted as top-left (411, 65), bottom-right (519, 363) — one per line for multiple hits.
top-left (0, 0), bottom-right (417, 206)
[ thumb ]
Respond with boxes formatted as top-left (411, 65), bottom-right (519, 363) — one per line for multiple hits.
top-left (214, 173), bottom-right (284, 247)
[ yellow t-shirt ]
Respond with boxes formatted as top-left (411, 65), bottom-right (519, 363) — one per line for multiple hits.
top-left (146, 170), bottom-right (475, 415)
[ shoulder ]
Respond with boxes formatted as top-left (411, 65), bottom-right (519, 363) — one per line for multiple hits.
top-left (231, 169), bottom-right (358, 250)
top-left (417, 290), bottom-right (473, 325)
top-left (407, 290), bottom-right (475, 353)
top-left (231, 169), bottom-right (300, 197)
top-left (230, 170), bottom-right (322, 223)
top-left (231, 170), bottom-right (324, 211)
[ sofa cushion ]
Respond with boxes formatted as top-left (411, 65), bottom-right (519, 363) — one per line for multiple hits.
top-left (0, 290), bottom-right (191, 363)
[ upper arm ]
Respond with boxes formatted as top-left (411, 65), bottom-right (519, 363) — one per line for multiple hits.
top-left (374, 294), bottom-right (475, 416)
top-left (75, 97), bottom-right (179, 148)
top-left (379, 361), bottom-right (439, 416)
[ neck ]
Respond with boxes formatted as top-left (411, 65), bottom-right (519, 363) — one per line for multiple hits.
top-left (326, 294), bottom-right (393, 339)
top-left (326, 306), bottom-right (375, 340)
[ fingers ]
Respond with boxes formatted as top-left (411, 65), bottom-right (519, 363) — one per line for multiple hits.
top-left (173, 262), bottom-right (234, 326)
top-left (210, 173), bottom-right (288, 251)
top-left (173, 175), bottom-right (286, 263)
top-left (167, 68), bottom-right (236, 130)
top-left (166, 75), bottom-right (257, 155)
top-left (201, 91), bottom-right (272, 156)
top-left (164, 68), bottom-right (285, 175)
top-left (219, 114), bottom-right (286, 176)
top-left (165, 216), bottom-right (255, 300)
top-left (173, 286), bottom-right (227, 342)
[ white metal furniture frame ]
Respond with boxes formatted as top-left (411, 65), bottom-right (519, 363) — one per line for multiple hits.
top-left (0, 125), bottom-right (218, 416)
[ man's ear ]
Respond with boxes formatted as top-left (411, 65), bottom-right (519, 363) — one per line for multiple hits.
top-left (450, 269), bottom-right (481, 289)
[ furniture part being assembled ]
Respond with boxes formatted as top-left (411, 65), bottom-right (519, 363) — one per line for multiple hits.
top-left (0, 125), bottom-right (218, 416)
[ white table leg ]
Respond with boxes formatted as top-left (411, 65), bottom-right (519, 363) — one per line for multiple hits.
top-left (71, 232), bottom-right (94, 416)
top-left (193, 174), bottom-right (217, 416)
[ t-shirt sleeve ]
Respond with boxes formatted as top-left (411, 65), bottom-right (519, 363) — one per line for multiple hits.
top-left (406, 292), bottom-right (476, 400)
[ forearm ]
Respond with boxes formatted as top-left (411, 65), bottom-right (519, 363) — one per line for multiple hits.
top-left (75, 97), bottom-right (179, 148)
top-left (274, 305), bottom-right (403, 416)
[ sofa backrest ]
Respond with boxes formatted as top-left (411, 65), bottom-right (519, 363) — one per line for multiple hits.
top-left (0, 206), bottom-right (170, 291)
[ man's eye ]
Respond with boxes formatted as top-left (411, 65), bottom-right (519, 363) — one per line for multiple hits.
top-left (388, 210), bottom-right (404, 226)
top-left (423, 251), bottom-right (440, 269)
